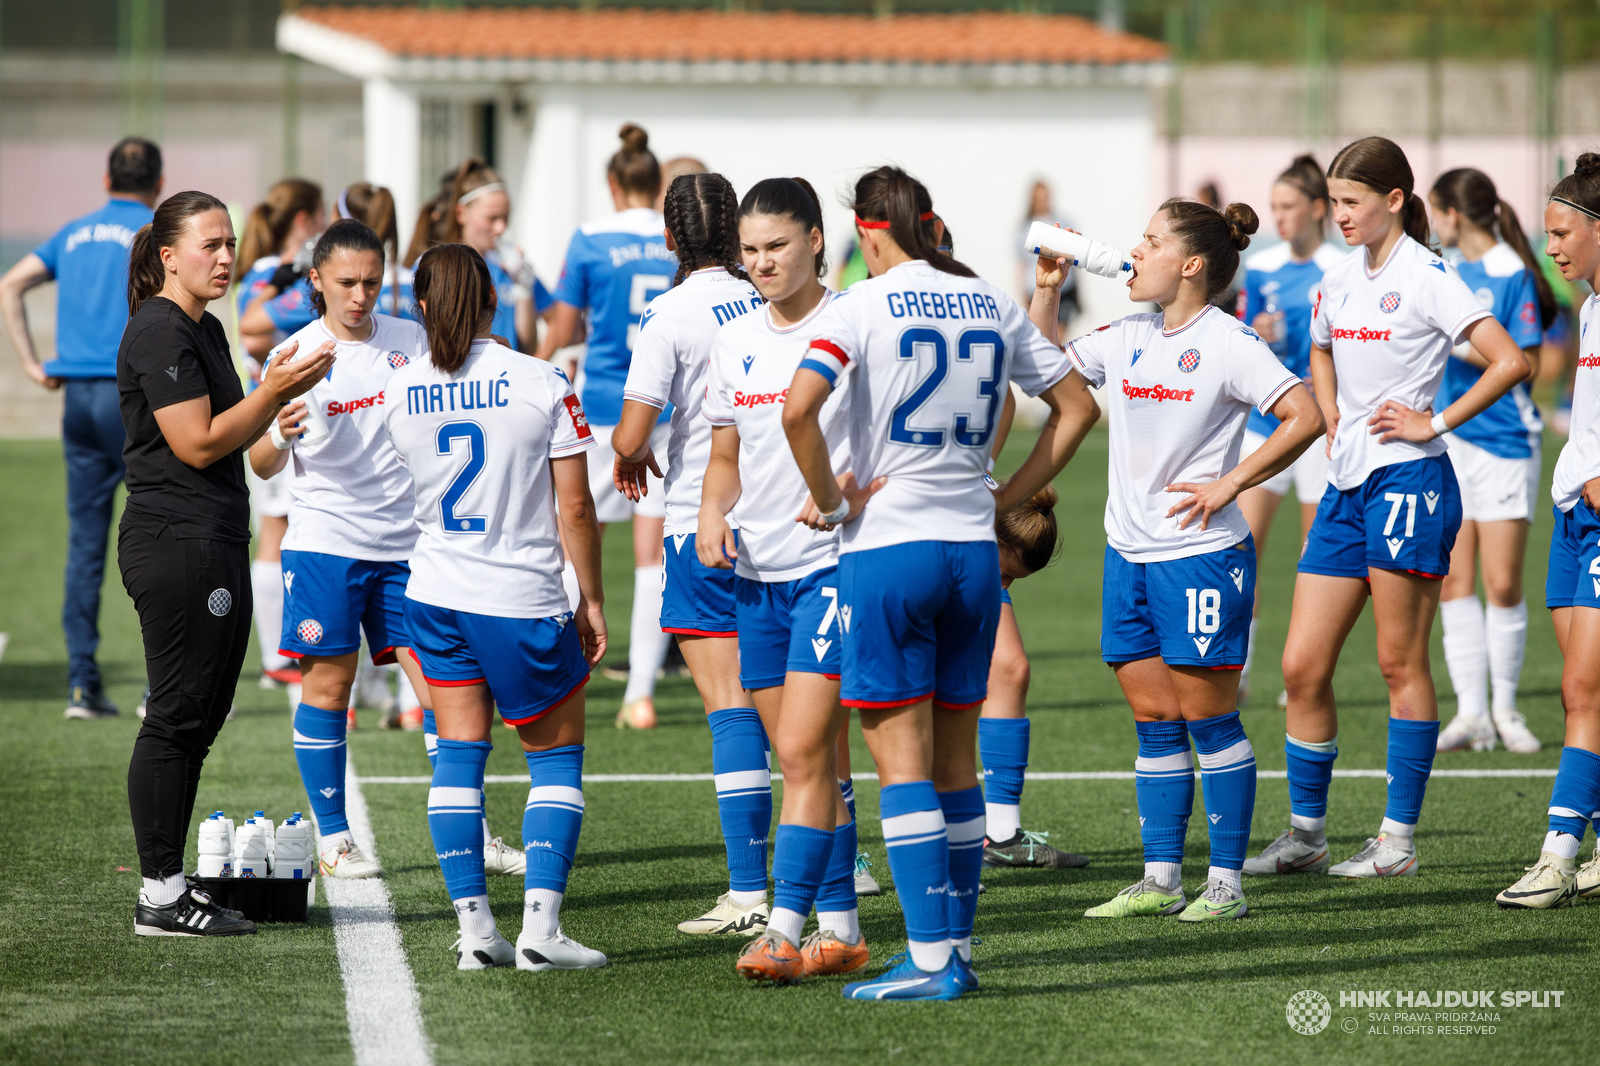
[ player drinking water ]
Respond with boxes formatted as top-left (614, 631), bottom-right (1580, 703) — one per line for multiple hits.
top-left (535, 124), bottom-right (678, 730)
top-left (1494, 157), bottom-right (1600, 908)
top-left (1041, 200), bottom-right (1324, 922)
top-left (247, 219), bottom-right (430, 878)
top-left (1246, 137), bottom-right (1528, 881)
top-left (1429, 168), bottom-right (1553, 756)
top-left (785, 166), bottom-right (1099, 1000)
top-left (384, 244), bottom-right (607, 972)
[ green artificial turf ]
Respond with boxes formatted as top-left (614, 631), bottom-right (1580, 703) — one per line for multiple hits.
top-left (0, 431), bottom-right (1594, 1066)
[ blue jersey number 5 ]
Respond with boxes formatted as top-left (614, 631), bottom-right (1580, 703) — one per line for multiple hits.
top-left (437, 421), bottom-right (487, 534)
top-left (888, 327), bottom-right (1005, 449)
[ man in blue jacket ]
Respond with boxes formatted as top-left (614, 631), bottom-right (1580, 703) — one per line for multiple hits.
top-left (0, 138), bottom-right (162, 718)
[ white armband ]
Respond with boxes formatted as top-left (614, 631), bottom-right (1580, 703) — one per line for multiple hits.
top-left (1430, 411), bottom-right (1451, 438)
top-left (819, 499), bottom-right (851, 525)
top-left (270, 419), bottom-right (292, 451)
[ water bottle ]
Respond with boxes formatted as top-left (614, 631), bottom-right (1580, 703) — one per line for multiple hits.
top-left (1262, 298), bottom-right (1287, 357)
top-left (235, 818), bottom-right (271, 879)
top-left (274, 816), bottom-right (313, 879)
top-left (269, 343), bottom-right (332, 448)
top-left (1023, 221), bottom-right (1131, 279)
top-left (196, 814), bottom-right (233, 877)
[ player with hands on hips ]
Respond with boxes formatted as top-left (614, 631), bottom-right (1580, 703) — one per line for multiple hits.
top-left (1495, 156), bottom-right (1600, 909)
top-left (383, 244), bottom-right (608, 973)
top-left (1245, 137), bottom-right (1528, 884)
top-left (1040, 198), bottom-right (1323, 923)
top-left (785, 166), bottom-right (1100, 1001)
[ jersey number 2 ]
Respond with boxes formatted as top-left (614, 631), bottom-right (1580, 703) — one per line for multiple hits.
top-left (889, 327), bottom-right (1005, 449)
top-left (437, 421), bottom-right (487, 534)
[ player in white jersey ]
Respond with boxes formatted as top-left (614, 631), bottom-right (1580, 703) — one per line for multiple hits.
top-left (1246, 137), bottom-right (1529, 882)
top-left (384, 245), bottom-right (608, 973)
top-left (1043, 201), bottom-right (1323, 923)
top-left (611, 173), bottom-right (779, 936)
top-left (786, 166), bottom-right (1100, 1001)
top-left (1428, 168), bottom-right (1555, 755)
top-left (1495, 160), bottom-right (1600, 908)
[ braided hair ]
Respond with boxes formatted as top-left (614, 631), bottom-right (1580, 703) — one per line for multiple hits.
top-left (662, 172), bottom-right (743, 286)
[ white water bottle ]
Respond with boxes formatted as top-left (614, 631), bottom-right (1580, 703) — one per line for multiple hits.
top-left (270, 342), bottom-right (332, 448)
top-left (274, 816), bottom-right (313, 879)
top-left (1023, 221), bottom-right (1131, 279)
top-left (196, 814), bottom-right (233, 877)
top-left (235, 818), bottom-right (271, 879)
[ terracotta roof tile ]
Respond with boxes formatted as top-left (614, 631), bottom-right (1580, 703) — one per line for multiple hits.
top-left (295, 6), bottom-right (1167, 66)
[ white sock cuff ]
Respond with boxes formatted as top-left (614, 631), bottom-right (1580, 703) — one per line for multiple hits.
top-left (453, 894), bottom-right (496, 939)
top-left (1145, 861), bottom-right (1183, 890)
top-left (1289, 813), bottom-right (1326, 834)
top-left (1544, 831), bottom-right (1582, 859)
top-left (1208, 865), bottom-right (1243, 894)
top-left (767, 907), bottom-right (807, 947)
top-left (1438, 595), bottom-right (1485, 627)
top-left (1286, 733), bottom-right (1338, 755)
top-left (1379, 817), bottom-right (1416, 839)
top-left (142, 872), bottom-right (187, 906)
top-left (1485, 600), bottom-right (1528, 625)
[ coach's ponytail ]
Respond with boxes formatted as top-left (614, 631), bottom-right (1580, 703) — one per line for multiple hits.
top-left (127, 190), bottom-right (230, 317)
top-left (413, 243), bottom-right (495, 374)
top-left (739, 177), bottom-right (829, 278)
top-left (851, 165), bottom-right (975, 279)
top-left (996, 482), bottom-right (1060, 574)
top-left (663, 172), bottom-right (743, 286)
top-left (1329, 137), bottom-right (1434, 251)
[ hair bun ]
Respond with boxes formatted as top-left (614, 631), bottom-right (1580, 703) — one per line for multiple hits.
top-left (1290, 154), bottom-right (1320, 170)
top-left (1575, 153), bottom-right (1600, 178)
top-left (1223, 202), bottom-right (1259, 250)
top-left (618, 123), bottom-right (649, 153)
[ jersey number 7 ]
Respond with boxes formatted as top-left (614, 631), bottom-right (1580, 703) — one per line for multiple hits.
top-left (890, 327), bottom-right (1006, 449)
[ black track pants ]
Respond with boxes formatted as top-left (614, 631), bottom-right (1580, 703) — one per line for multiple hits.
top-left (119, 526), bottom-right (252, 880)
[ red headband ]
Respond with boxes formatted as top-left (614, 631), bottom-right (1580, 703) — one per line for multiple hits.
top-left (855, 211), bottom-right (936, 229)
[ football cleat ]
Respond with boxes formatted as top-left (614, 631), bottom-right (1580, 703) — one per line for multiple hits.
top-left (261, 665), bottom-right (302, 687)
top-left (1493, 708), bottom-right (1542, 754)
top-left (1577, 847), bottom-right (1600, 900)
top-left (736, 930), bottom-right (806, 985)
top-left (800, 929), bottom-right (870, 976)
top-left (854, 851), bottom-right (882, 897)
top-left (345, 707), bottom-right (358, 731)
top-left (1496, 853), bottom-right (1578, 909)
top-left (516, 928), bottom-right (607, 971)
top-left (1083, 877), bottom-right (1185, 918)
top-left (483, 837), bottom-right (526, 877)
top-left (399, 707), bottom-right (425, 732)
top-left (135, 886), bottom-right (256, 937)
top-left (1177, 878), bottom-right (1249, 922)
top-left (135, 687), bottom-right (150, 720)
top-left (319, 838), bottom-right (381, 879)
top-left (677, 893), bottom-right (769, 935)
top-left (1328, 834), bottom-right (1418, 878)
top-left (454, 930), bottom-right (515, 970)
top-left (600, 659), bottom-right (631, 683)
top-left (982, 829), bottom-right (1089, 869)
top-left (1242, 829), bottom-right (1330, 876)
top-left (1437, 713), bottom-right (1497, 753)
top-left (64, 686), bottom-right (119, 720)
top-left (843, 953), bottom-right (965, 1001)
top-left (1276, 689), bottom-right (1289, 709)
top-left (614, 696), bottom-right (657, 730)
top-left (379, 709), bottom-right (403, 730)
top-left (952, 952), bottom-right (979, 992)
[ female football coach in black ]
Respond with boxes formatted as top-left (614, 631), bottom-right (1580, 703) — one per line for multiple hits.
top-left (119, 191), bottom-right (333, 936)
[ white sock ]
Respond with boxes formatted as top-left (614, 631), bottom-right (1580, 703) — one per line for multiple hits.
top-left (1241, 617), bottom-right (1258, 689)
top-left (1145, 861), bottom-right (1183, 891)
top-left (397, 669), bottom-right (421, 713)
top-left (523, 888), bottom-right (563, 939)
top-left (817, 908), bottom-right (860, 944)
top-left (250, 559), bottom-right (289, 672)
top-left (727, 888), bottom-right (766, 909)
top-left (481, 791), bottom-right (493, 847)
top-left (985, 802), bottom-right (1021, 843)
top-left (1544, 831), bottom-right (1582, 859)
top-left (562, 560), bottom-right (581, 613)
top-left (1209, 865), bottom-right (1243, 894)
top-left (1439, 596), bottom-right (1489, 720)
top-left (907, 938), bottom-right (952, 972)
top-left (453, 894), bottom-right (496, 939)
top-left (1485, 601), bottom-right (1528, 713)
top-left (424, 731), bottom-right (438, 761)
top-left (623, 566), bottom-right (669, 705)
top-left (319, 830), bottom-right (355, 852)
top-left (1289, 813), bottom-right (1327, 841)
top-left (142, 872), bottom-right (186, 906)
top-left (1378, 817), bottom-right (1415, 848)
top-left (767, 906), bottom-right (806, 947)
top-left (952, 935), bottom-right (972, 962)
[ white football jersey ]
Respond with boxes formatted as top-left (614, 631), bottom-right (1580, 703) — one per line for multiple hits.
top-left (1553, 294), bottom-right (1600, 512)
top-left (801, 260), bottom-right (1070, 554)
top-left (383, 339), bottom-right (595, 618)
top-left (705, 290), bottom-right (851, 581)
top-left (274, 314), bottom-right (427, 561)
top-left (1066, 305), bottom-right (1300, 562)
top-left (1309, 234), bottom-right (1492, 490)
top-left (623, 267), bottom-right (762, 536)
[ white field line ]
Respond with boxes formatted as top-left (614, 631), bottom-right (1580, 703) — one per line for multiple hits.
top-left (357, 767), bottom-right (1558, 786)
top-left (320, 754), bottom-right (432, 1066)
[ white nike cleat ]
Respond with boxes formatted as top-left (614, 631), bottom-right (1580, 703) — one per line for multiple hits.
top-left (516, 928), bottom-right (608, 971)
top-left (1276, 689), bottom-right (1289, 709)
top-left (1242, 829), bottom-right (1330, 876)
top-left (1495, 852), bottom-right (1577, 909)
top-left (454, 930), bottom-right (515, 970)
top-left (483, 837), bottom-right (526, 876)
top-left (1437, 713), bottom-right (1497, 752)
top-left (1328, 833), bottom-right (1418, 878)
top-left (1493, 708), bottom-right (1542, 754)
top-left (677, 893), bottom-right (770, 935)
top-left (1576, 847), bottom-right (1600, 900)
top-left (319, 838), bottom-right (381, 879)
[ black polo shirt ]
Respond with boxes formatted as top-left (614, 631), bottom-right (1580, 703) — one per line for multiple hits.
top-left (117, 296), bottom-right (251, 542)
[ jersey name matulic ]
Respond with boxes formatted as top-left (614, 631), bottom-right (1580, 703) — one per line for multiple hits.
top-left (405, 376), bottom-right (512, 415)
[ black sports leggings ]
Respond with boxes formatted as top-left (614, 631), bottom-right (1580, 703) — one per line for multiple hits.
top-left (119, 526), bottom-right (252, 880)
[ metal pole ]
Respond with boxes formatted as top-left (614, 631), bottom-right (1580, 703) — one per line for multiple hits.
top-left (1534, 7), bottom-right (1558, 199)
top-left (1165, 3), bottom-right (1184, 199)
top-left (119, 0), bottom-right (165, 139)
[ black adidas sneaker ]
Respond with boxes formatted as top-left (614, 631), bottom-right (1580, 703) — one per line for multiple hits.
top-left (135, 886), bottom-right (257, 937)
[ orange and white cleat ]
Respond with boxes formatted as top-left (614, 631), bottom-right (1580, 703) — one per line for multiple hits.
top-left (801, 929), bottom-right (869, 976)
top-left (615, 696), bottom-right (657, 730)
top-left (399, 706), bottom-right (425, 732)
top-left (346, 707), bottom-right (358, 731)
top-left (735, 931), bottom-right (805, 985)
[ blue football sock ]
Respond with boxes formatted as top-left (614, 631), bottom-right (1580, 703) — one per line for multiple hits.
top-left (1188, 711), bottom-right (1256, 871)
top-left (707, 707), bottom-right (772, 892)
top-left (1548, 747), bottom-right (1600, 841)
top-left (523, 745), bottom-right (585, 894)
top-left (978, 717), bottom-right (1029, 807)
top-left (771, 824), bottom-right (836, 926)
top-left (839, 778), bottom-right (857, 822)
top-left (1285, 735), bottom-right (1337, 828)
top-left (422, 708), bottom-right (438, 770)
top-left (815, 816), bottom-right (859, 915)
top-left (428, 738), bottom-right (492, 902)
top-left (879, 780), bottom-right (950, 970)
top-left (939, 786), bottom-right (985, 944)
top-left (1134, 719), bottom-right (1193, 864)
top-left (1384, 718), bottom-right (1440, 828)
top-left (292, 703), bottom-right (349, 837)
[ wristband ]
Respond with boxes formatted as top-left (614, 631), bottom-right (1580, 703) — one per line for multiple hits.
top-left (1430, 412), bottom-right (1450, 438)
top-left (819, 499), bottom-right (851, 525)
top-left (270, 419), bottom-right (292, 451)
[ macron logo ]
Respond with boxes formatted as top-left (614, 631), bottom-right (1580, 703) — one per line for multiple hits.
top-left (283, 571), bottom-right (295, 595)
top-left (165, 366), bottom-right (179, 381)
top-left (1229, 567), bottom-right (1244, 593)
top-left (1387, 537), bottom-right (1404, 559)
top-left (1209, 813), bottom-right (1222, 824)
top-left (741, 354), bottom-right (755, 375)
top-left (1193, 636), bottom-right (1212, 656)
top-left (839, 606), bottom-right (852, 633)
top-left (811, 637), bottom-right (832, 661)
top-left (1423, 491), bottom-right (1439, 514)
top-left (319, 787), bottom-right (337, 798)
